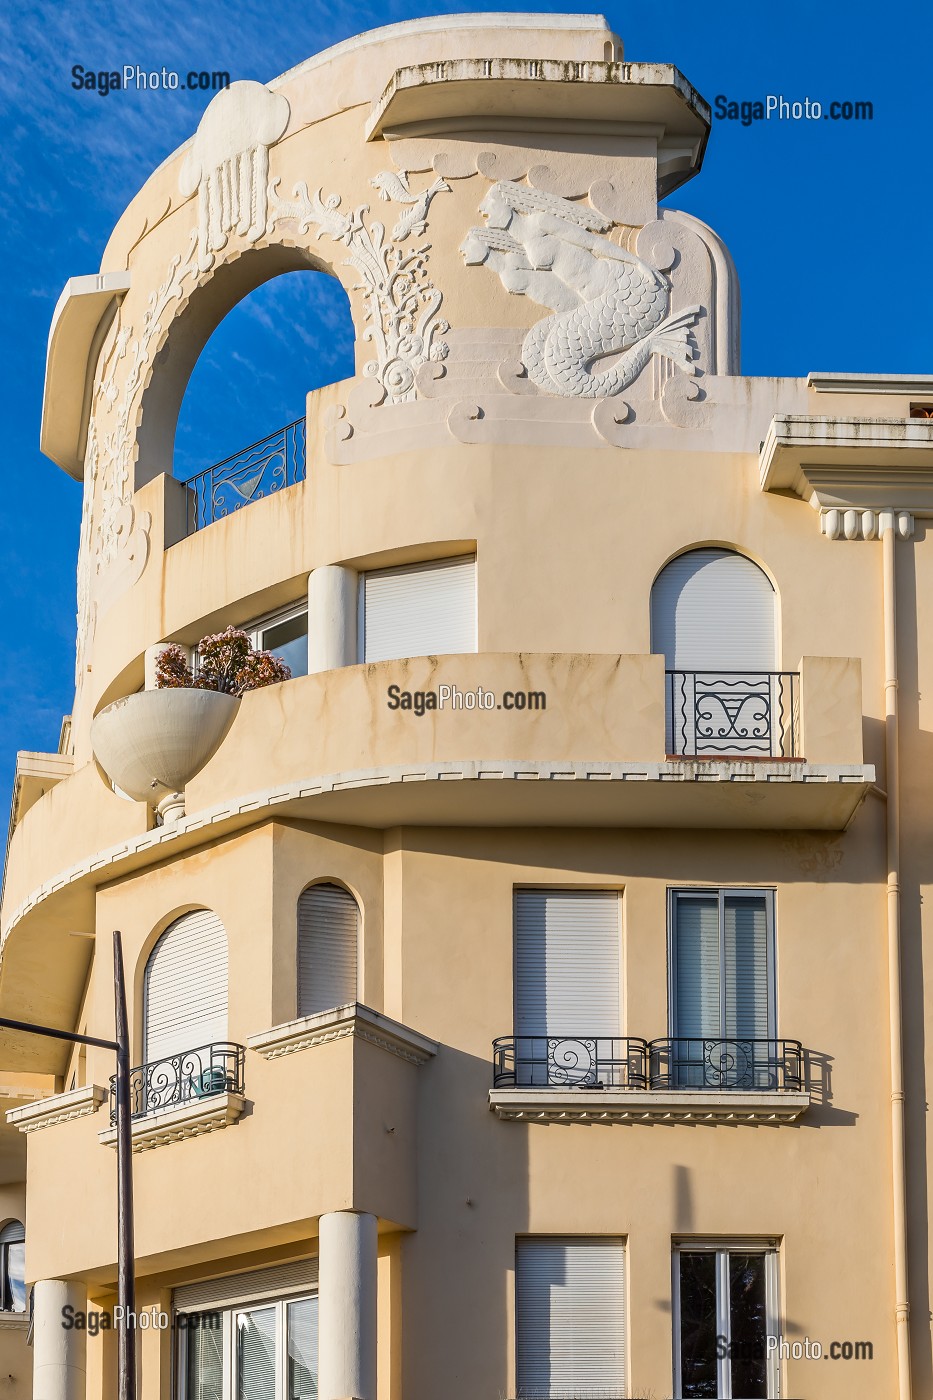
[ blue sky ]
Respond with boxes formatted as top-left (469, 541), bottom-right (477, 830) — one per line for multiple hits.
top-left (0, 0), bottom-right (931, 825)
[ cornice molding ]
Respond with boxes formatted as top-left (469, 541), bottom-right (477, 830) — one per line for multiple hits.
top-left (759, 415), bottom-right (933, 524)
top-left (7, 1083), bottom-right (106, 1133)
top-left (97, 1093), bottom-right (244, 1153)
top-left (489, 1088), bottom-right (811, 1124)
top-left (248, 1003), bottom-right (438, 1066)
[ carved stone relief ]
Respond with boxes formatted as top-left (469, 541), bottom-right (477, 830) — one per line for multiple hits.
top-left (267, 172), bottom-right (451, 403)
top-left (179, 81), bottom-right (290, 272)
top-left (459, 180), bottom-right (702, 398)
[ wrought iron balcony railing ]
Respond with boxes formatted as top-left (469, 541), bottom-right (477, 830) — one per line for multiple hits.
top-left (665, 669), bottom-right (799, 758)
top-left (648, 1037), bottom-right (804, 1092)
top-left (108, 1042), bottom-right (245, 1124)
top-left (492, 1036), bottom-right (805, 1092)
top-left (492, 1036), bottom-right (649, 1089)
top-left (184, 418), bottom-right (306, 533)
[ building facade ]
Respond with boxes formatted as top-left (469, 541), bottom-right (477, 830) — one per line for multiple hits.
top-left (3, 12), bottom-right (933, 1400)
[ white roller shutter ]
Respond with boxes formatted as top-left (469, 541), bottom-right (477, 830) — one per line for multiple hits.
top-left (175, 1259), bottom-right (318, 1312)
top-left (297, 883), bottom-right (359, 1017)
top-left (516, 1238), bottom-right (627, 1399)
top-left (514, 890), bottom-right (620, 1037)
top-left (361, 555), bottom-right (476, 662)
top-left (0, 1222), bottom-right (23, 1246)
top-left (650, 548), bottom-right (776, 670)
top-left (144, 910), bottom-right (228, 1064)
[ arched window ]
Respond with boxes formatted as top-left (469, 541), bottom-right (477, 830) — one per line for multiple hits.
top-left (144, 910), bottom-right (228, 1064)
top-left (297, 884), bottom-right (360, 1017)
top-left (0, 1221), bottom-right (25, 1314)
top-left (651, 548), bottom-right (785, 756)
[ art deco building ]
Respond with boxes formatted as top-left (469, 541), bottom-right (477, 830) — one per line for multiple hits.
top-left (3, 12), bottom-right (933, 1400)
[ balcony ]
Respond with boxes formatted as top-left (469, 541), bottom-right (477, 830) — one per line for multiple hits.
top-left (490, 1035), bottom-right (811, 1124)
top-left (101, 1041), bottom-right (246, 1152)
top-left (666, 670), bottom-right (799, 758)
top-left (182, 418), bottom-right (306, 534)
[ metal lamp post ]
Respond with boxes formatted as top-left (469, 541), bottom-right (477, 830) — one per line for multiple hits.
top-left (0, 930), bottom-right (136, 1400)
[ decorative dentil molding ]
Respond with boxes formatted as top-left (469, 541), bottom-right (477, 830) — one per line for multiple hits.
top-left (820, 508), bottom-right (914, 541)
top-left (489, 1088), bottom-right (811, 1124)
top-left (247, 1002), bottom-right (438, 1066)
top-left (460, 180), bottom-right (701, 398)
top-left (268, 174), bottom-right (451, 403)
top-left (7, 1084), bottom-right (107, 1134)
top-left (98, 1093), bottom-right (244, 1153)
top-left (180, 82), bottom-right (290, 272)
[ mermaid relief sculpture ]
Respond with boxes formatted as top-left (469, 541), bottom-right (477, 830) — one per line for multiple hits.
top-left (460, 180), bottom-right (702, 398)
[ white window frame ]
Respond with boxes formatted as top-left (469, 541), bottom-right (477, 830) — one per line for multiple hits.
top-left (244, 601), bottom-right (309, 655)
top-left (176, 1291), bottom-right (317, 1400)
top-left (667, 888), bottom-right (777, 1040)
top-left (672, 1240), bottom-right (781, 1399)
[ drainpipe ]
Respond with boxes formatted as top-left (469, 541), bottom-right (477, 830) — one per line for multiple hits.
top-left (881, 508), bottom-right (911, 1400)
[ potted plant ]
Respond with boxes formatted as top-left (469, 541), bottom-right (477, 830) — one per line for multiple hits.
top-left (91, 628), bottom-right (291, 823)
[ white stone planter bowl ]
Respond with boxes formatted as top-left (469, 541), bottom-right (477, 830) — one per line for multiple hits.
top-left (90, 690), bottom-right (240, 808)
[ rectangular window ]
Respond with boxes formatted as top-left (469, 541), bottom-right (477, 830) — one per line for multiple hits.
top-left (516, 1238), bottom-right (627, 1399)
top-left (249, 604), bottom-right (309, 679)
top-left (674, 1244), bottom-right (779, 1398)
top-left (513, 889), bottom-right (621, 1086)
top-left (668, 889), bottom-right (775, 1088)
top-left (179, 1294), bottom-right (317, 1400)
top-left (359, 555), bottom-right (476, 663)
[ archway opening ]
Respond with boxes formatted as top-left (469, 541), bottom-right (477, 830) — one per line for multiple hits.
top-left (173, 267), bottom-right (355, 489)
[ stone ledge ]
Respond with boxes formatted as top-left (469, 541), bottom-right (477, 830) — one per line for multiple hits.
top-left (98, 1093), bottom-right (244, 1153)
top-left (0, 1313), bottom-right (28, 1329)
top-left (248, 1003), bottom-right (438, 1066)
top-left (489, 1088), bottom-right (811, 1124)
top-left (7, 1084), bottom-right (107, 1133)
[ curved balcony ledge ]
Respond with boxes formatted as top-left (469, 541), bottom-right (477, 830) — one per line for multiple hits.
top-left (489, 1088), bottom-right (811, 1124)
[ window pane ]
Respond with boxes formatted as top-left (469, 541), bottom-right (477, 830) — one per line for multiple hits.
top-left (678, 1252), bottom-right (718, 1398)
top-left (287, 1297), bottom-right (318, 1400)
top-left (262, 613), bottom-right (308, 678)
top-left (237, 1307), bottom-right (277, 1400)
top-left (723, 897), bottom-right (771, 1045)
top-left (186, 1315), bottom-right (224, 1400)
top-left (728, 1254), bottom-right (769, 1398)
top-left (6, 1243), bottom-right (25, 1313)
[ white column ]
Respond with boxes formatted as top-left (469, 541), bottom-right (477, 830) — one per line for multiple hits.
top-left (33, 1280), bottom-right (87, 1400)
top-left (318, 1210), bottom-right (377, 1400)
top-left (308, 566), bottom-right (359, 673)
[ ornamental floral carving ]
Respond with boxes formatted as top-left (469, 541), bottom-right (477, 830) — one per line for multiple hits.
top-left (268, 174), bottom-right (450, 403)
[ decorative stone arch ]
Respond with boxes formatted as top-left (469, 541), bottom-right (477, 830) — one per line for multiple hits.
top-left (134, 240), bottom-right (353, 489)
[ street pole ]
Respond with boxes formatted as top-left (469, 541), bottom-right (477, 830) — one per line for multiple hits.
top-left (0, 929), bottom-right (136, 1400)
top-left (113, 931), bottom-right (137, 1400)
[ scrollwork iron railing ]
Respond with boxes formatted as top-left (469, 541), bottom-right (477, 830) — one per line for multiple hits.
top-left (492, 1036), bottom-right (649, 1089)
top-left (108, 1042), bottom-right (245, 1124)
top-left (649, 1037), bottom-right (803, 1092)
top-left (492, 1036), bottom-right (805, 1093)
top-left (184, 419), bottom-right (306, 532)
top-left (665, 670), bottom-right (799, 757)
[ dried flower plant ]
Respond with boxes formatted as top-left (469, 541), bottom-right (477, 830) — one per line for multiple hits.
top-left (155, 627), bottom-right (291, 696)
